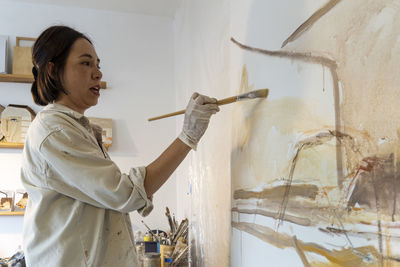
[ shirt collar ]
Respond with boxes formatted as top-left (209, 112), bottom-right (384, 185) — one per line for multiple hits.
top-left (44, 103), bottom-right (85, 120)
top-left (43, 103), bottom-right (103, 144)
top-left (44, 103), bottom-right (92, 129)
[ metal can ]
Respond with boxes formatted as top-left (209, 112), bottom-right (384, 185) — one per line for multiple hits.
top-left (136, 244), bottom-right (145, 267)
top-left (143, 252), bottom-right (161, 267)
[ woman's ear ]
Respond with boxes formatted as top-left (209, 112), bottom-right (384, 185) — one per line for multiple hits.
top-left (47, 62), bottom-right (55, 79)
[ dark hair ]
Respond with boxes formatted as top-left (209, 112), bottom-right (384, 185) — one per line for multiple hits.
top-left (31, 25), bottom-right (92, 106)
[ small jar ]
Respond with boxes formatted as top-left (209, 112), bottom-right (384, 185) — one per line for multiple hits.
top-left (143, 252), bottom-right (161, 267)
top-left (164, 257), bottom-right (173, 267)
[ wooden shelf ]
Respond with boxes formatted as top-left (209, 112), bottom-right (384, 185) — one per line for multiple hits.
top-left (0, 142), bottom-right (110, 149)
top-left (0, 211), bottom-right (24, 216)
top-left (0, 73), bottom-right (107, 89)
top-left (0, 142), bottom-right (24, 149)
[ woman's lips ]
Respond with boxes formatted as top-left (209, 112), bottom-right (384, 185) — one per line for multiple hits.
top-left (90, 86), bottom-right (100, 96)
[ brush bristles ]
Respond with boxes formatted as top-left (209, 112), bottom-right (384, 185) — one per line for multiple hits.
top-left (253, 88), bottom-right (269, 98)
top-left (237, 88), bottom-right (269, 101)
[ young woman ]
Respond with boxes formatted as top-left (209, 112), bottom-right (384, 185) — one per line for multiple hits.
top-left (21, 25), bottom-right (219, 266)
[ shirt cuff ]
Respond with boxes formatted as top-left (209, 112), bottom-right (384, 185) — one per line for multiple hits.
top-left (178, 131), bottom-right (197, 151)
top-left (129, 166), bottom-right (153, 217)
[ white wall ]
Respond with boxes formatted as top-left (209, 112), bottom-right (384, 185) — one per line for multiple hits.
top-left (174, 1), bottom-right (231, 266)
top-left (0, 0), bottom-right (177, 257)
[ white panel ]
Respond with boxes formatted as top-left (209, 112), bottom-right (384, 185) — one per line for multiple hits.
top-left (0, 35), bottom-right (7, 73)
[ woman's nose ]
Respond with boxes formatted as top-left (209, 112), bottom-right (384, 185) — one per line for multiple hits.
top-left (93, 67), bottom-right (102, 80)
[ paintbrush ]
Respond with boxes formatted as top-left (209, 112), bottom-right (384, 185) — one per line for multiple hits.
top-left (148, 88), bottom-right (269, 121)
top-left (172, 219), bottom-right (188, 244)
top-left (165, 207), bottom-right (176, 234)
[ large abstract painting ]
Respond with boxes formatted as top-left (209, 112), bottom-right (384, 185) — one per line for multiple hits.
top-left (231, 0), bottom-right (400, 266)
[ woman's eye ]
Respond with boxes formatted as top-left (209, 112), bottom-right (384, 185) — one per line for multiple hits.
top-left (82, 61), bottom-right (101, 69)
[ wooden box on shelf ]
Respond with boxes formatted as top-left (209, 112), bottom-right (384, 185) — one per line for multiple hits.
top-left (0, 190), bottom-right (26, 216)
top-left (0, 210), bottom-right (24, 216)
top-left (12, 37), bottom-right (36, 75)
top-left (0, 142), bottom-right (24, 149)
top-left (0, 73), bottom-right (107, 88)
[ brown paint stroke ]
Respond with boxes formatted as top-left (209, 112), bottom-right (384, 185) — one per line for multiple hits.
top-left (318, 227), bottom-right (400, 240)
top-left (372, 222), bottom-right (400, 229)
top-left (232, 221), bottom-right (385, 265)
top-left (277, 142), bottom-right (306, 229)
top-left (345, 154), bottom-right (400, 265)
top-left (232, 207), bottom-right (312, 226)
top-left (234, 195), bottom-right (400, 229)
top-left (235, 198), bottom-right (338, 219)
top-left (234, 221), bottom-right (400, 265)
top-left (345, 155), bottom-right (400, 216)
top-left (281, 0), bottom-right (342, 48)
top-left (230, 38), bottom-right (345, 189)
top-left (292, 235), bottom-right (311, 267)
top-left (372, 165), bottom-right (384, 266)
top-left (233, 184), bottom-right (318, 200)
top-left (275, 130), bottom-right (354, 228)
top-left (393, 165), bottom-right (398, 222)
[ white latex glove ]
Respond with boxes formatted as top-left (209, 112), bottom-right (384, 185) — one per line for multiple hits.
top-left (178, 93), bottom-right (220, 150)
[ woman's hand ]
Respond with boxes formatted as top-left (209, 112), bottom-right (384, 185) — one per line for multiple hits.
top-left (178, 93), bottom-right (220, 150)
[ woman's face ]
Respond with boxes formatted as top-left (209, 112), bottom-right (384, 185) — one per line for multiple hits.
top-left (56, 38), bottom-right (103, 114)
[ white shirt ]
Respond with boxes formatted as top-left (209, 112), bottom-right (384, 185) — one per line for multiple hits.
top-left (21, 103), bottom-right (153, 267)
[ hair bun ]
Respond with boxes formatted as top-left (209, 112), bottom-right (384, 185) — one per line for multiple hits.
top-left (31, 80), bottom-right (47, 106)
top-left (32, 67), bottom-right (38, 80)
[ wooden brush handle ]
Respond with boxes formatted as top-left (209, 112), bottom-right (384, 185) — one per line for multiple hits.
top-left (148, 109), bottom-right (186, 121)
top-left (147, 96), bottom-right (238, 121)
top-left (216, 96), bottom-right (237, 106)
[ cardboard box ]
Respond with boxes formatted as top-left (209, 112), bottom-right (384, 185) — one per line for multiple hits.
top-left (0, 190), bottom-right (14, 211)
top-left (0, 35), bottom-right (7, 73)
top-left (12, 37), bottom-right (35, 75)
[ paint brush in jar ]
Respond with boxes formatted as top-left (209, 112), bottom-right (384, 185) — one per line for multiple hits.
top-left (165, 207), bottom-right (176, 234)
top-left (148, 88), bottom-right (269, 121)
top-left (141, 220), bottom-right (160, 243)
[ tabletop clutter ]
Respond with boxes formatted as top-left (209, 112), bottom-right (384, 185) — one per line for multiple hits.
top-left (0, 250), bottom-right (25, 267)
top-left (135, 207), bottom-right (188, 267)
top-left (0, 190), bottom-right (28, 212)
